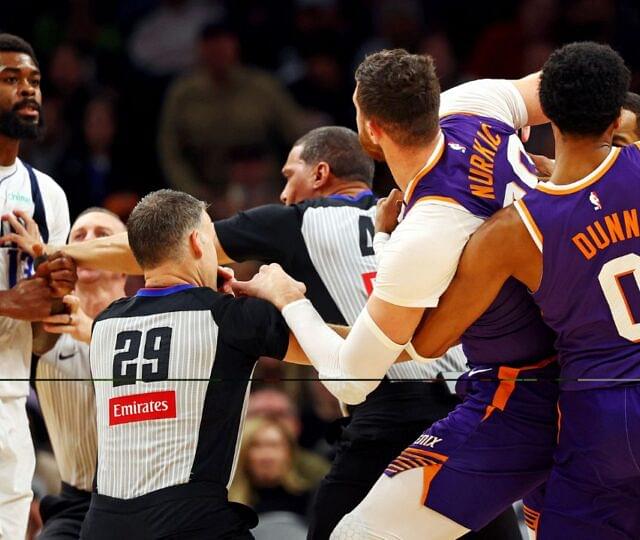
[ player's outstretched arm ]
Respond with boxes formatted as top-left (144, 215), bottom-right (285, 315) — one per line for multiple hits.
top-left (59, 226), bottom-right (235, 275)
top-left (233, 264), bottom-right (423, 404)
top-left (512, 72), bottom-right (547, 126)
top-left (411, 206), bottom-right (540, 358)
top-left (440, 71), bottom-right (547, 129)
top-left (57, 232), bottom-right (141, 274)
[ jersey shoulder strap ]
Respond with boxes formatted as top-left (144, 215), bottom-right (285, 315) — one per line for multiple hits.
top-left (23, 161), bottom-right (49, 243)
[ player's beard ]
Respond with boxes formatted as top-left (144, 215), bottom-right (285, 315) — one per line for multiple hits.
top-left (358, 129), bottom-right (386, 162)
top-left (0, 105), bottom-right (44, 140)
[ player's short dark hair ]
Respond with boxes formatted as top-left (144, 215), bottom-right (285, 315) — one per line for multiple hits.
top-left (294, 126), bottom-right (375, 186)
top-left (355, 49), bottom-right (440, 146)
top-left (540, 42), bottom-right (630, 136)
top-left (127, 190), bottom-right (206, 269)
top-left (0, 34), bottom-right (38, 66)
top-left (623, 91), bottom-right (640, 137)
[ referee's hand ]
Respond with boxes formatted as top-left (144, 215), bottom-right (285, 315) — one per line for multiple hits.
top-left (232, 263), bottom-right (306, 311)
top-left (375, 188), bottom-right (403, 234)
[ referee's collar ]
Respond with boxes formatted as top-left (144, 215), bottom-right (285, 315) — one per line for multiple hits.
top-left (136, 284), bottom-right (196, 297)
top-left (328, 189), bottom-right (374, 202)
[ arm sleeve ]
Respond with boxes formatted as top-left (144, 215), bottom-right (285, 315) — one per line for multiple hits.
top-left (282, 299), bottom-right (407, 404)
top-left (440, 79), bottom-right (528, 129)
top-left (373, 203), bottom-right (484, 308)
top-left (214, 204), bottom-right (299, 264)
top-left (214, 295), bottom-right (290, 360)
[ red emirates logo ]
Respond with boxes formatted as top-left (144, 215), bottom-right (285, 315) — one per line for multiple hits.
top-left (109, 390), bottom-right (176, 426)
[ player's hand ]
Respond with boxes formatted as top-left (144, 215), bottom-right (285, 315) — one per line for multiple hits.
top-left (35, 250), bottom-right (78, 297)
top-left (528, 153), bottom-right (555, 178)
top-left (0, 277), bottom-right (54, 321)
top-left (0, 209), bottom-right (43, 257)
top-left (375, 188), bottom-right (403, 234)
top-left (231, 263), bottom-right (307, 311)
top-left (217, 266), bottom-right (236, 295)
top-left (42, 295), bottom-right (92, 344)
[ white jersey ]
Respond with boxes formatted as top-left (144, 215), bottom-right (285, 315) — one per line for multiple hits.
top-left (373, 79), bottom-right (530, 311)
top-left (36, 335), bottom-right (96, 491)
top-left (0, 158), bottom-right (69, 398)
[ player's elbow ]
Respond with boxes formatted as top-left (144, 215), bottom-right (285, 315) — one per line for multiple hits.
top-left (411, 339), bottom-right (450, 361)
top-left (321, 378), bottom-right (379, 405)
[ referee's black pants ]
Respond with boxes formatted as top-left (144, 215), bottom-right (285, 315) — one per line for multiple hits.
top-left (307, 390), bottom-right (522, 540)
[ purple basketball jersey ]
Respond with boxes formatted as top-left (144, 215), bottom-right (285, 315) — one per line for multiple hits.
top-left (516, 143), bottom-right (640, 390)
top-left (404, 114), bottom-right (557, 366)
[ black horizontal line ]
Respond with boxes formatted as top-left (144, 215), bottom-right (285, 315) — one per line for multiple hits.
top-left (15, 377), bottom-right (640, 382)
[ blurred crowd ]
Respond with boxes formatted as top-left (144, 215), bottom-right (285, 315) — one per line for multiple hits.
top-left (3, 0), bottom-right (640, 537)
top-left (4, 0), bottom-right (639, 222)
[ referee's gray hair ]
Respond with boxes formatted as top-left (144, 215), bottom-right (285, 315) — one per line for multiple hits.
top-left (127, 189), bottom-right (207, 269)
top-left (294, 126), bottom-right (375, 186)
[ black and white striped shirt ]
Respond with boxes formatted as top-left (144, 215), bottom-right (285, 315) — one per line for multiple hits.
top-left (216, 192), bottom-right (465, 379)
top-left (215, 192), bottom-right (467, 434)
top-left (90, 284), bottom-right (289, 499)
top-left (36, 335), bottom-right (96, 491)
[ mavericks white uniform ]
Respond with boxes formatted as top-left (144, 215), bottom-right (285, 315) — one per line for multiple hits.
top-left (0, 158), bottom-right (69, 539)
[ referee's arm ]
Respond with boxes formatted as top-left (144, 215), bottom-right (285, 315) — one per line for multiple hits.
top-left (51, 226), bottom-right (236, 274)
top-left (52, 203), bottom-right (293, 274)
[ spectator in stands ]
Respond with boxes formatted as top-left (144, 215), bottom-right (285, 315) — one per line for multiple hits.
top-left (229, 417), bottom-right (316, 539)
top-left (247, 387), bottom-right (330, 482)
top-left (56, 93), bottom-right (137, 219)
top-left (128, 0), bottom-right (223, 77)
top-left (158, 19), bottom-right (306, 206)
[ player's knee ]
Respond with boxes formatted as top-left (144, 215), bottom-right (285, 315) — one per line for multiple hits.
top-left (330, 512), bottom-right (395, 540)
top-left (330, 513), bottom-right (361, 540)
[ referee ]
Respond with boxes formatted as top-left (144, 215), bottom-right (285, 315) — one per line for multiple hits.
top-left (62, 127), bottom-right (519, 538)
top-left (82, 190), bottom-right (306, 539)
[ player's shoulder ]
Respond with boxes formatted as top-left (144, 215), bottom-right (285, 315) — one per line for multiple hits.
top-left (17, 159), bottom-right (66, 199)
top-left (620, 141), bottom-right (640, 166)
top-left (440, 111), bottom-right (516, 139)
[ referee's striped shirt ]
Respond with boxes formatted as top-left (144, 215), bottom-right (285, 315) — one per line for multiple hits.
top-left (91, 284), bottom-right (289, 499)
top-left (215, 192), bottom-right (467, 383)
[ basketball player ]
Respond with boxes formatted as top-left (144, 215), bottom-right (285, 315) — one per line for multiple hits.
top-left (614, 91), bottom-right (640, 147)
top-left (529, 90), bottom-right (640, 176)
top-left (406, 41), bottom-right (640, 540)
top-left (80, 189), bottom-right (313, 539)
top-left (30, 209), bottom-right (126, 539)
top-left (0, 33), bottom-right (74, 539)
top-left (232, 50), bottom-right (560, 538)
